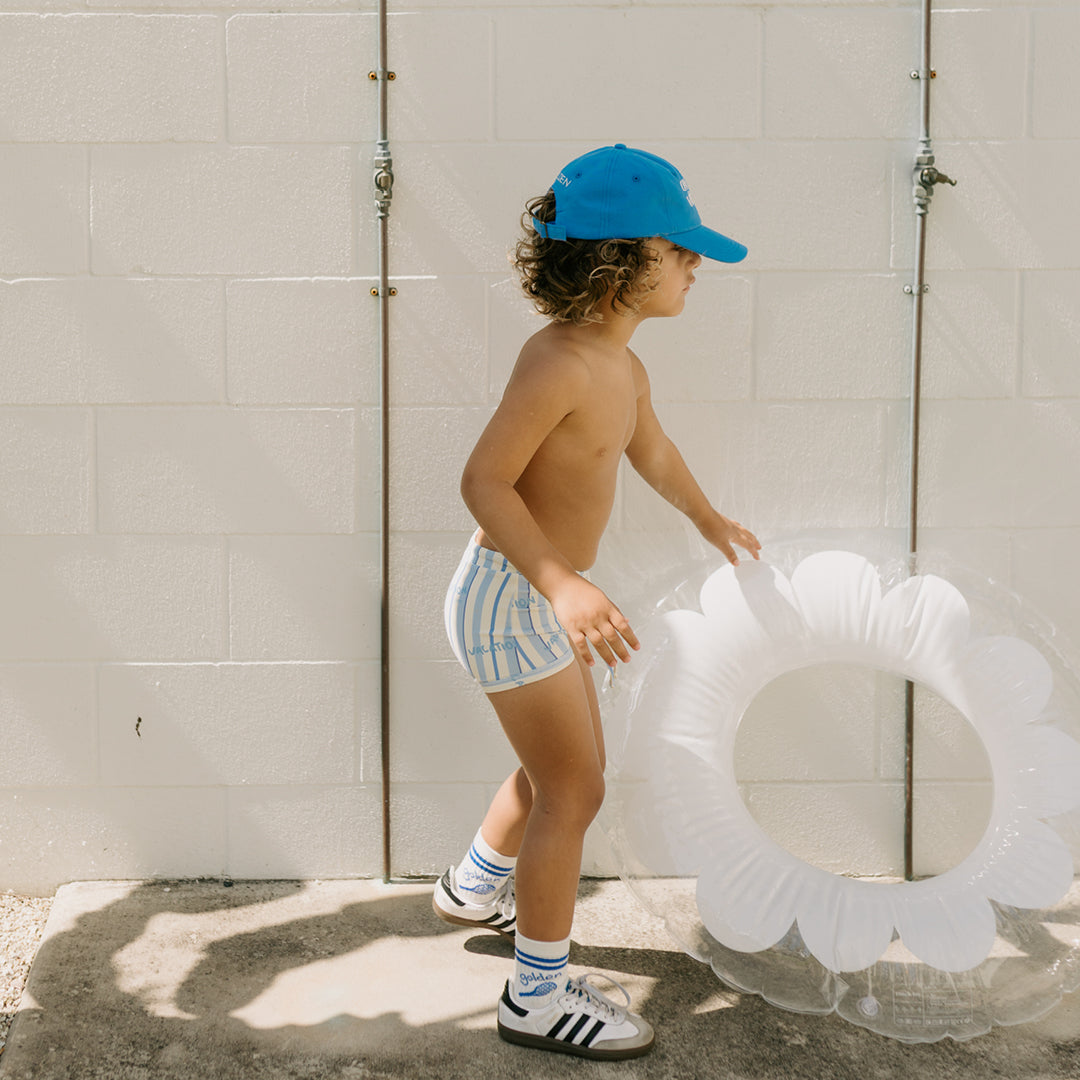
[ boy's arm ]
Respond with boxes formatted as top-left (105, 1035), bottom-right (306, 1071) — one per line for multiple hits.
top-left (460, 347), bottom-right (638, 668)
top-left (624, 353), bottom-right (761, 565)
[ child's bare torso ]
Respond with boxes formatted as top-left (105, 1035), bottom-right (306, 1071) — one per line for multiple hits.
top-left (477, 329), bottom-right (641, 572)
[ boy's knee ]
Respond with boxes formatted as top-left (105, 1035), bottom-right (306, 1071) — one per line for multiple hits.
top-left (538, 769), bottom-right (604, 828)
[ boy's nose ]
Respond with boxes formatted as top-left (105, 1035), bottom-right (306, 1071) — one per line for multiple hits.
top-left (689, 251), bottom-right (702, 268)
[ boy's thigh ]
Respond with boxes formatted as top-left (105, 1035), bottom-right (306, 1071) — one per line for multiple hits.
top-left (486, 659), bottom-right (602, 788)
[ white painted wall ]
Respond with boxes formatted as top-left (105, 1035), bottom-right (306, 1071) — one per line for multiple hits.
top-left (1, 1), bottom-right (1077, 893)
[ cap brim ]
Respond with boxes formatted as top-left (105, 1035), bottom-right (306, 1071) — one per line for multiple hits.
top-left (664, 224), bottom-right (747, 264)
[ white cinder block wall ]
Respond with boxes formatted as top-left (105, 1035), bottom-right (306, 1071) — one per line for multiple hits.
top-left (1, 1), bottom-right (1077, 893)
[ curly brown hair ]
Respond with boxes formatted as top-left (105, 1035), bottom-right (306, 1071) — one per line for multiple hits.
top-left (512, 191), bottom-right (660, 325)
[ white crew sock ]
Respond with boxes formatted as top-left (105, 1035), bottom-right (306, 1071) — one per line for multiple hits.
top-left (510, 932), bottom-right (570, 1010)
top-left (452, 828), bottom-right (515, 903)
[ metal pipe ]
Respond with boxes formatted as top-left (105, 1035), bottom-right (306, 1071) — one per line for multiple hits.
top-left (903, 0), bottom-right (955, 881)
top-left (372, 0), bottom-right (395, 884)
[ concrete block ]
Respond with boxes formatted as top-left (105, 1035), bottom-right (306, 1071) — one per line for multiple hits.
top-left (892, 141), bottom-right (1080, 271)
top-left (1013, 400), bottom-right (1080, 529)
top-left (0, 409), bottom-right (90, 534)
top-left (227, 14), bottom-right (373, 143)
top-left (227, 279), bottom-right (376, 406)
top-left (390, 276), bottom-right (488, 406)
top-left (390, 660), bottom-right (517, 784)
top-left (390, 782), bottom-right (492, 876)
top-left (389, 407), bottom-right (490, 532)
top-left (357, 406), bottom-right (380, 533)
top-left (905, 400), bottom-right (1018, 529)
top-left (900, 400), bottom-right (1080, 531)
top-left (389, 531), bottom-right (471, 661)
top-left (717, 141), bottom-right (892, 271)
top-left (0, 665), bottom-right (96, 786)
top-left (357, 660), bottom-right (380, 783)
top-left (0, 787), bottom-right (227, 894)
top-left (0, 147), bottom-right (87, 274)
top-left (0, 14), bottom-right (221, 142)
top-left (1032, 9), bottom-right (1080, 138)
top-left (0, 279), bottom-right (225, 405)
top-left (912, 527), bottom-right (1013, 597)
top-left (919, 271), bottom-right (1018, 399)
top-left (879, 679), bottom-right (993, 783)
top-left (229, 10), bottom-right (491, 142)
top-left (933, 10), bottom-right (1028, 140)
top-left (1012, 529), bottom-right (1080, 658)
top-left (229, 534), bottom-right (379, 661)
top-left (764, 8), bottom-right (917, 139)
top-left (648, 402), bottom-right (885, 533)
top-left (756, 273), bottom-right (909, 400)
top-left (739, 781), bottom-right (905, 877)
top-left (494, 9), bottom-right (759, 141)
top-left (96, 407), bottom-right (355, 534)
top-left (629, 274), bottom-right (753, 404)
top-left (734, 663), bottom-right (881, 784)
top-left (912, 780), bottom-right (994, 878)
top-left (98, 662), bottom-right (356, 786)
top-left (0, 537), bottom-right (226, 661)
top-left (387, 142), bottom-right (565, 277)
top-left (85, 0), bottom-right (371, 9)
top-left (226, 785), bottom-right (382, 879)
top-left (389, 11), bottom-right (492, 142)
top-left (91, 146), bottom-right (353, 276)
top-left (1022, 271), bottom-right (1080, 398)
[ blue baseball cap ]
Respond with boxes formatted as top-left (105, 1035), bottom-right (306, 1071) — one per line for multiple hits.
top-left (532, 144), bottom-right (747, 264)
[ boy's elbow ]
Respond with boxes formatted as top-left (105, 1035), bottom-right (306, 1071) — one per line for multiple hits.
top-left (459, 465), bottom-right (487, 515)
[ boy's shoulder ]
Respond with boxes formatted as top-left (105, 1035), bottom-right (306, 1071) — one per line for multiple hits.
top-left (512, 325), bottom-right (594, 384)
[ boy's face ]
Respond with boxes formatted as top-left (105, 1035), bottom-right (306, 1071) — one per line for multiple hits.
top-left (641, 238), bottom-right (702, 319)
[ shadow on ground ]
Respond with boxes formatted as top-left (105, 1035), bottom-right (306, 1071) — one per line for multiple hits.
top-left (0, 878), bottom-right (1076, 1080)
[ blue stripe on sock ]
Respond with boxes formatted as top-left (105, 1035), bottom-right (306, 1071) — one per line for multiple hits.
top-left (468, 849), bottom-right (511, 877)
top-left (515, 949), bottom-right (570, 970)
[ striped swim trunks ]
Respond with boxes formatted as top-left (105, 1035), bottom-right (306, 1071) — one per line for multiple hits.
top-left (445, 534), bottom-right (577, 693)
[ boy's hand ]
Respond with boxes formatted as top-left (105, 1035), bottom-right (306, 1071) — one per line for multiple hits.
top-left (550, 576), bottom-right (640, 670)
top-left (699, 511), bottom-right (761, 567)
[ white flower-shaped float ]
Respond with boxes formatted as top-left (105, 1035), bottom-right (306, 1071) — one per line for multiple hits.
top-left (604, 550), bottom-right (1080, 1036)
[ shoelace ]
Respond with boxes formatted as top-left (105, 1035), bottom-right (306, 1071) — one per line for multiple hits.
top-left (559, 973), bottom-right (630, 1024)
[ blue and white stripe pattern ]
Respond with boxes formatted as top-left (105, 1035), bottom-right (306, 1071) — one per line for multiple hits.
top-left (445, 535), bottom-right (576, 693)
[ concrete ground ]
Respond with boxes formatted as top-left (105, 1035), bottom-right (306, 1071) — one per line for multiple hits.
top-left (1, 878), bottom-right (1077, 1080)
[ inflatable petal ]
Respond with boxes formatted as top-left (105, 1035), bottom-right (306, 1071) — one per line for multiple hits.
top-left (959, 636), bottom-right (1054, 728)
top-left (1007, 726), bottom-right (1080, 818)
top-left (795, 877), bottom-right (897, 973)
top-left (875, 573), bottom-right (971, 674)
top-left (696, 845), bottom-right (801, 953)
top-left (791, 552), bottom-right (882, 649)
top-left (895, 890), bottom-right (997, 973)
top-left (980, 819), bottom-right (1076, 909)
top-left (700, 560), bottom-right (805, 647)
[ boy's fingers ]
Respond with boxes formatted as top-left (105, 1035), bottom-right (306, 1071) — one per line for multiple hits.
top-left (570, 630), bottom-right (596, 667)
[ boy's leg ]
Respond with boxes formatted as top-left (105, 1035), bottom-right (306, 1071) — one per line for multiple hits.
top-left (489, 656), bottom-right (653, 1058)
top-left (479, 647), bottom-right (603, 854)
top-left (486, 656), bottom-right (604, 944)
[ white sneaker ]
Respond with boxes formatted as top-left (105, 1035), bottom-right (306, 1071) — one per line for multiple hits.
top-left (431, 866), bottom-right (515, 938)
top-left (497, 973), bottom-right (655, 1060)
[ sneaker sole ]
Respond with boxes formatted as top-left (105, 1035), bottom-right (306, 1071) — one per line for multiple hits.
top-left (497, 1018), bottom-right (654, 1060)
top-left (431, 893), bottom-right (515, 939)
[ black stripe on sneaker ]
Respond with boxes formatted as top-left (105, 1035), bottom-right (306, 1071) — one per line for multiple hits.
top-left (546, 1013), bottom-right (572, 1039)
top-left (440, 872), bottom-right (466, 908)
top-left (579, 1018), bottom-right (605, 1047)
top-left (565, 1014), bottom-right (591, 1043)
top-left (501, 983), bottom-right (528, 1018)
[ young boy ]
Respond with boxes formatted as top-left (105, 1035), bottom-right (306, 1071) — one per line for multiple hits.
top-left (434, 144), bottom-right (761, 1060)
